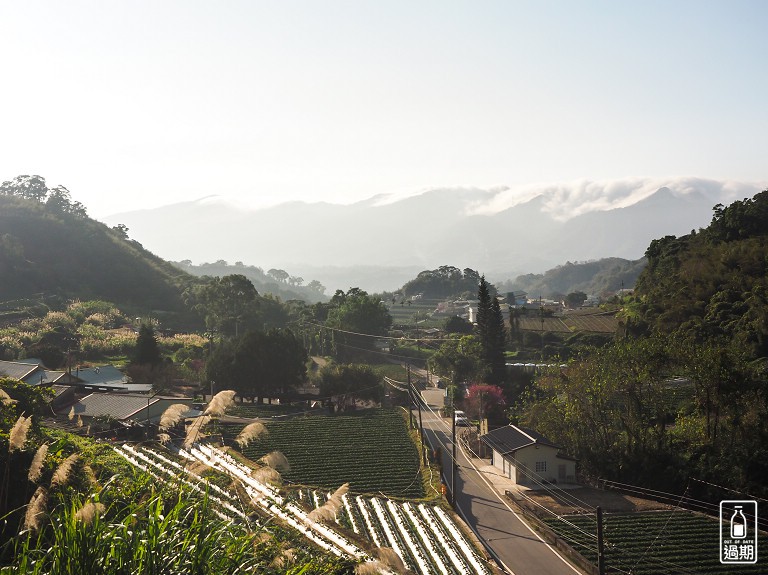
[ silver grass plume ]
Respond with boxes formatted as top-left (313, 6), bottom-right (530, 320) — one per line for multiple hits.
top-left (375, 547), bottom-right (406, 573)
top-left (355, 561), bottom-right (387, 575)
top-left (76, 415), bottom-right (83, 428)
top-left (75, 501), bottom-right (105, 525)
top-left (234, 422), bottom-right (267, 448)
top-left (23, 487), bottom-right (48, 531)
top-left (28, 443), bottom-right (49, 483)
top-left (308, 483), bottom-right (349, 522)
top-left (159, 403), bottom-right (190, 431)
top-left (0, 389), bottom-right (16, 406)
top-left (157, 432), bottom-right (171, 444)
top-left (251, 466), bottom-right (282, 486)
top-left (51, 453), bottom-right (80, 487)
top-left (270, 546), bottom-right (297, 569)
top-left (203, 390), bottom-right (236, 417)
top-left (259, 451), bottom-right (290, 473)
top-left (185, 460), bottom-right (211, 475)
top-left (68, 406), bottom-right (75, 421)
top-left (183, 415), bottom-right (211, 448)
top-left (9, 415), bottom-right (32, 452)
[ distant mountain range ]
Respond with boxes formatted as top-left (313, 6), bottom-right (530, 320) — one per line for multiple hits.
top-left (103, 178), bottom-right (763, 293)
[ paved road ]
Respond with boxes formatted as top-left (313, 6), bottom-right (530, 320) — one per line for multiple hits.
top-left (419, 388), bottom-right (582, 575)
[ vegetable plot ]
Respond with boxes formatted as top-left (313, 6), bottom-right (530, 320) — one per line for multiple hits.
top-left (116, 442), bottom-right (492, 575)
top-left (307, 488), bottom-right (492, 575)
top-left (544, 511), bottom-right (766, 575)
top-left (224, 409), bottom-right (425, 498)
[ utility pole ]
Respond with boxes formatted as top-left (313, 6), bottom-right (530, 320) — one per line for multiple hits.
top-left (407, 364), bottom-right (416, 429)
top-left (414, 375), bottom-right (427, 466)
top-left (451, 406), bottom-right (457, 506)
top-left (597, 506), bottom-right (606, 575)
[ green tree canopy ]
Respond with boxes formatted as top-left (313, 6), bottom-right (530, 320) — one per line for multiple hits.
top-left (325, 288), bottom-right (391, 360)
top-left (185, 274), bottom-right (260, 337)
top-left (316, 363), bottom-right (382, 411)
top-left (206, 329), bottom-right (307, 402)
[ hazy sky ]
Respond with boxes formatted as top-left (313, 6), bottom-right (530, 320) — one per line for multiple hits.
top-left (1, 1), bottom-right (766, 218)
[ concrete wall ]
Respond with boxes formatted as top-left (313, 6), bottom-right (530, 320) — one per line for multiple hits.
top-left (492, 444), bottom-right (576, 485)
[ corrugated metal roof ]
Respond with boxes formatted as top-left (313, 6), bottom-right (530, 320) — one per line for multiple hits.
top-left (72, 393), bottom-right (193, 421)
top-left (72, 365), bottom-right (127, 385)
top-left (73, 393), bottom-right (157, 420)
top-left (0, 360), bottom-right (41, 381)
top-left (480, 424), bottom-right (560, 455)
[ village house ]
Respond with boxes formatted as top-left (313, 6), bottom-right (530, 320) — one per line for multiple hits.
top-left (480, 424), bottom-right (577, 486)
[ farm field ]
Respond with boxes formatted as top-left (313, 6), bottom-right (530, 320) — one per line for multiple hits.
top-left (387, 298), bottom-right (445, 329)
top-left (227, 402), bottom-right (324, 419)
top-left (115, 443), bottom-right (493, 574)
top-left (543, 510), bottom-right (766, 574)
top-left (222, 408), bottom-right (429, 499)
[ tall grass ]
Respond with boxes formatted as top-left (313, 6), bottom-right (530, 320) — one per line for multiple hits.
top-left (5, 485), bottom-right (352, 574)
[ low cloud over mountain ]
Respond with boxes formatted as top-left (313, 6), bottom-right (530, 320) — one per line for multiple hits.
top-left (103, 177), bottom-right (763, 292)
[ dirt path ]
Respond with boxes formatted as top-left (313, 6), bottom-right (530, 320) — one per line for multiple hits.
top-left (525, 486), bottom-right (672, 515)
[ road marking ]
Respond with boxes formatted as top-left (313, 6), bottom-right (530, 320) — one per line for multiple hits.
top-left (457, 441), bottom-right (583, 574)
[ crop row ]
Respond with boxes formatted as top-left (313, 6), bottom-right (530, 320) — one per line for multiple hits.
top-left (546, 512), bottom-right (765, 575)
top-left (309, 486), bottom-right (491, 575)
top-left (222, 409), bottom-right (425, 498)
top-left (117, 440), bottom-right (495, 575)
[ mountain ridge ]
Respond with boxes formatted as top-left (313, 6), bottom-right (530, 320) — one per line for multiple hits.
top-left (101, 178), bottom-right (761, 292)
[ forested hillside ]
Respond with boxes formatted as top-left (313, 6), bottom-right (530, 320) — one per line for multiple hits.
top-left (496, 257), bottom-right (646, 299)
top-left (520, 190), bottom-right (768, 499)
top-left (0, 176), bottom-right (196, 324)
top-left (634, 190), bottom-right (768, 358)
top-left (172, 260), bottom-right (329, 304)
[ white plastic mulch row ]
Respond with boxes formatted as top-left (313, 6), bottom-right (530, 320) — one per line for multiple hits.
top-left (184, 443), bottom-right (395, 574)
top-left (114, 445), bottom-right (244, 522)
top-left (385, 499), bottom-right (435, 575)
top-left (118, 442), bottom-right (491, 575)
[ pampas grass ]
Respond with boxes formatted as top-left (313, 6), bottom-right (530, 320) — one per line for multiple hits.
top-left (234, 422), bottom-right (267, 448)
top-left (259, 451), bottom-right (290, 473)
top-left (270, 546), bottom-right (296, 569)
top-left (308, 483), bottom-right (349, 522)
top-left (51, 453), bottom-right (80, 487)
top-left (0, 389), bottom-right (16, 406)
top-left (157, 433), bottom-right (171, 444)
top-left (203, 390), bottom-right (236, 417)
top-left (68, 405), bottom-right (75, 421)
top-left (75, 501), bottom-right (105, 524)
top-left (9, 415), bottom-right (32, 452)
top-left (355, 561), bottom-right (387, 575)
top-left (251, 466), bottom-right (282, 486)
top-left (185, 461), bottom-right (211, 476)
top-left (375, 547), bottom-right (406, 573)
top-left (159, 404), bottom-right (190, 431)
top-left (28, 443), bottom-right (49, 483)
top-left (183, 415), bottom-right (211, 448)
top-left (23, 486), bottom-right (48, 531)
top-left (76, 415), bottom-right (84, 428)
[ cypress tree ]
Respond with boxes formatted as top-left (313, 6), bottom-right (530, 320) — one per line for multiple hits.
top-left (132, 324), bottom-right (162, 366)
top-left (476, 276), bottom-right (507, 384)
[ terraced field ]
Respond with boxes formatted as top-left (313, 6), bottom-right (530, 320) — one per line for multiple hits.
top-left (543, 510), bottom-right (765, 574)
top-left (222, 408), bottom-right (427, 499)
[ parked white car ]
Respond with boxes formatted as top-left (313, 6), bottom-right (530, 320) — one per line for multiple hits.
top-left (454, 410), bottom-right (470, 426)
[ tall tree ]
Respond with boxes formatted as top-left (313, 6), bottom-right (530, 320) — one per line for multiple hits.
top-left (206, 329), bottom-right (307, 402)
top-left (185, 274), bottom-right (260, 336)
top-left (132, 324), bottom-right (162, 366)
top-left (325, 288), bottom-right (391, 360)
top-left (476, 276), bottom-right (506, 384)
top-left (317, 363), bottom-right (382, 411)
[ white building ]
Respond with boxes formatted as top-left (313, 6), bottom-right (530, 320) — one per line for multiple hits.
top-left (481, 424), bottom-right (577, 486)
